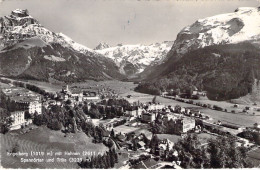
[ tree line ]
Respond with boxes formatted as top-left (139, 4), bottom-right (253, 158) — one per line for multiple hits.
top-left (83, 99), bottom-right (131, 119)
top-left (175, 134), bottom-right (252, 168)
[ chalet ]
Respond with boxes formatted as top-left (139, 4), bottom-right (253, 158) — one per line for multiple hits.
top-left (161, 91), bottom-right (169, 97)
top-left (190, 110), bottom-right (201, 117)
top-left (142, 112), bottom-right (156, 123)
top-left (137, 141), bottom-right (146, 150)
top-left (158, 139), bottom-right (175, 157)
top-left (180, 107), bottom-right (186, 113)
top-left (185, 108), bottom-right (191, 114)
top-left (125, 107), bottom-right (143, 118)
top-left (64, 94), bottom-right (69, 101)
top-left (192, 87), bottom-right (198, 95)
top-left (197, 91), bottom-right (207, 96)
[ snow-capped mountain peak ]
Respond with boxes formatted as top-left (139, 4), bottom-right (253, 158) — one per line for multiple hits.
top-left (0, 9), bottom-right (125, 81)
top-left (172, 6), bottom-right (260, 55)
top-left (94, 42), bottom-right (111, 50)
top-left (0, 9), bottom-right (97, 55)
top-left (95, 41), bottom-right (173, 76)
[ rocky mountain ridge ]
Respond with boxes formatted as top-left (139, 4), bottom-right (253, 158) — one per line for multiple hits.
top-left (95, 41), bottom-right (173, 76)
top-left (0, 9), bottom-right (125, 81)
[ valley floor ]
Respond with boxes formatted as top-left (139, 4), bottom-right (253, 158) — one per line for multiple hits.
top-left (1, 79), bottom-right (259, 127)
top-left (1, 79), bottom-right (259, 169)
top-left (120, 88), bottom-right (260, 127)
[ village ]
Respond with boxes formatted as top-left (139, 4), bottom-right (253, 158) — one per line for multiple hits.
top-left (0, 78), bottom-right (260, 169)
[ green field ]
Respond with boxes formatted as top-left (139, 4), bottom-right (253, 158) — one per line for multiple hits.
top-left (248, 148), bottom-right (260, 167)
top-left (0, 126), bottom-right (108, 169)
top-left (113, 125), bottom-right (139, 135)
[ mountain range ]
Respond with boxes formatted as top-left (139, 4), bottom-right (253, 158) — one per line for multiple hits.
top-left (1, 7), bottom-right (260, 100)
top-left (94, 41), bottom-right (173, 77)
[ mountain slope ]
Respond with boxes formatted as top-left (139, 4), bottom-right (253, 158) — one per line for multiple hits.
top-left (0, 9), bottom-right (125, 81)
top-left (137, 7), bottom-right (260, 100)
top-left (94, 41), bottom-right (173, 76)
top-left (169, 7), bottom-right (260, 57)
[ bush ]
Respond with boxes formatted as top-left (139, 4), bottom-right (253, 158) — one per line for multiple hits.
top-left (191, 95), bottom-right (200, 100)
top-left (213, 105), bottom-right (223, 111)
top-left (11, 143), bottom-right (19, 153)
top-left (238, 131), bottom-right (260, 145)
top-left (188, 100), bottom-right (194, 104)
top-left (47, 119), bottom-right (62, 130)
top-left (0, 78), bottom-right (11, 84)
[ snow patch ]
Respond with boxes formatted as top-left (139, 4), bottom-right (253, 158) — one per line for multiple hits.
top-left (212, 53), bottom-right (221, 58)
top-left (44, 55), bottom-right (66, 62)
top-left (58, 33), bottom-right (96, 54)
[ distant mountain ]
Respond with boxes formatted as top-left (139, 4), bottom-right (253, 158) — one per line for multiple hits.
top-left (0, 9), bottom-right (125, 82)
top-left (137, 7), bottom-right (260, 100)
top-left (94, 41), bottom-right (173, 77)
top-left (94, 42), bottom-right (111, 50)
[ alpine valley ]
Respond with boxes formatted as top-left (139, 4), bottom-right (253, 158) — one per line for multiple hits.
top-left (136, 7), bottom-right (260, 100)
top-left (1, 7), bottom-right (260, 101)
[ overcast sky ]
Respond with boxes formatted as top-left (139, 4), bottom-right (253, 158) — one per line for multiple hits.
top-left (0, 0), bottom-right (259, 48)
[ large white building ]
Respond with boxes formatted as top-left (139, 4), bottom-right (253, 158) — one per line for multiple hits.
top-left (13, 99), bottom-right (42, 115)
top-left (10, 111), bottom-right (26, 130)
top-left (28, 101), bottom-right (42, 114)
top-left (147, 104), bottom-right (165, 111)
top-left (126, 107), bottom-right (143, 118)
top-left (2, 87), bottom-right (42, 115)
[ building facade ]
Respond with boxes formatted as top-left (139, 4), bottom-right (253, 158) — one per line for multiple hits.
top-left (10, 111), bottom-right (26, 130)
top-left (142, 112), bottom-right (156, 123)
top-left (168, 117), bottom-right (196, 134)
